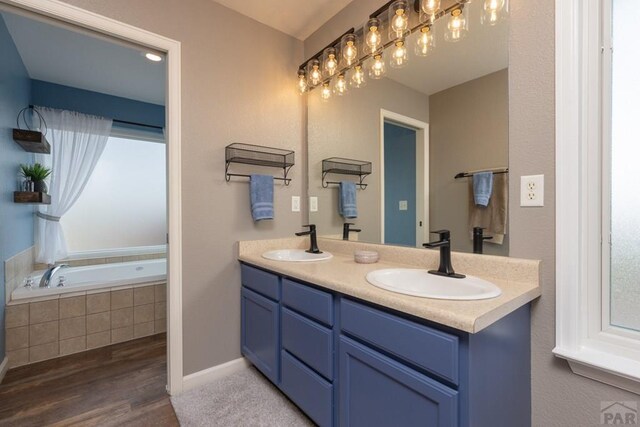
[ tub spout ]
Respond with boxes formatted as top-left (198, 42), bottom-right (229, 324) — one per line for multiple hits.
top-left (40, 264), bottom-right (69, 288)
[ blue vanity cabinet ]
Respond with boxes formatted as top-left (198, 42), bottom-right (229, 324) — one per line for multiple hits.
top-left (240, 265), bottom-right (281, 384)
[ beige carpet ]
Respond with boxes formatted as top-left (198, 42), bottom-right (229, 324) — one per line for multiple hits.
top-left (170, 367), bottom-right (315, 426)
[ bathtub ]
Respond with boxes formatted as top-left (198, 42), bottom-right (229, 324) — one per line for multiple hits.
top-left (11, 259), bottom-right (167, 301)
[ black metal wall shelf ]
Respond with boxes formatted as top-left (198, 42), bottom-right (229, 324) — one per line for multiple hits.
top-left (225, 143), bottom-right (295, 185)
top-left (322, 157), bottom-right (372, 190)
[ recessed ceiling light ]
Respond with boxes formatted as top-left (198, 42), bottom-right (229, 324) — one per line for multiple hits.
top-left (145, 52), bottom-right (163, 62)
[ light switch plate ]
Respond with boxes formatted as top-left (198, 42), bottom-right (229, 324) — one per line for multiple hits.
top-left (291, 196), bottom-right (301, 212)
top-left (520, 175), bottom-right (544, 207)
top-left (399, 200), bottom-right (408, 211)
top-left (309, 197), bottom-right (318, 212)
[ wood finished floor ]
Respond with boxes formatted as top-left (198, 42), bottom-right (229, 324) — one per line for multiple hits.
top-left (0, 334), bottom-right (179, 427)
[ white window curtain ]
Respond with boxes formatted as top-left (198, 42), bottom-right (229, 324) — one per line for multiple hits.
top-left (34, 106), bottom-right (113, 264)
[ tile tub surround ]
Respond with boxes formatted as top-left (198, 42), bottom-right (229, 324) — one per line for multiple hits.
top-left (4, 283), bottom-right (167, 368)
top-left (33, 252), bottom-right (166, 271)
top-left (4, 246), bottom-right (35, 304)
top-left (238, 237), bottom-right (541, 333)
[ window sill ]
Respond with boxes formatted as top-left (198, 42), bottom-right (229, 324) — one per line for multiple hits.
top-left (554, 345), bottom-right (640, 394)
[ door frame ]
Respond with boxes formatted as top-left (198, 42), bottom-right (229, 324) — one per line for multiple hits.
top-left (379, 109), bottom-right (429, 246)
top-left (2, 0), bottom-right (184, 394)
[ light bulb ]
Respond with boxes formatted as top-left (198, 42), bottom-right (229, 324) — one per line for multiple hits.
top-left (445, 8), bottom-right (468, 42)
top-left (482, 0), bottom-right (507, 25)
top-left (308, 60), bottom-right (322, 86)
top-left (341, 34), bottom-right (358, 66)
top-left (415, 25), bottom-right (435, 56)
top-left (297, 70), bottom-right (308, 94)
top-left (391, 9), bottom-right (408, 37)
top-left (369, 54), bottom-right (386, 79)
top-left (350, 65), bottom-right (367, 88)
top-left (421, 0), bottom-right (440, 16)
top-left (365, 19), bottom-right (382, 54)
top-left (333, 74), bottom-right (348, 96)
top-left (390, 39), bottom-right (408, 68)
top-left (323, 48), bottom-right (339, 77)
top-left (320, 82), bottom-right (331, 101)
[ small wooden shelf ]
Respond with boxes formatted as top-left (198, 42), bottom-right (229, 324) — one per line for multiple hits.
top-left (14, 191), bottom-right (51, 204)
top-left (13, 129), bottom-right (51, 154)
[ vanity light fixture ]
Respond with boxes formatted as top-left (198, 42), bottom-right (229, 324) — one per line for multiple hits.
top-left (388, 0), bottom-right (410, 39)
top-left (323, 47), bottom-right (339, 77)
top-left (297, 69), bottom-right (308, 94)
top-left (350, 64), bottom-right (367, 88)
top-left (320, 82), bottom-right (332, 101)
top-left (333, 73), bottom-right (349, 96)
top-left (390, 39), bottom-right (408, 68)
top-left (307, 59), bottom-right (322, 86)
top-left (445, 6), bottom-right (468, 42)
top-left (341, 33), bottom-right (358, 67)
top-left (365, 18), bottom-right (382, 54)
top-left (481, 0), bottom-right (508, 26)
top-left (144, 52), bottom-right (163, 62)
top-left (369, 53), bottom-right (387, 79)
top-left (415, 25), bottom-right (435, 56)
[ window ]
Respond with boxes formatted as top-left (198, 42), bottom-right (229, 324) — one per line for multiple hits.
top-left (60, 136), bottom-right (167, 254)
top-left (555, 0), bottom-right (640, 393)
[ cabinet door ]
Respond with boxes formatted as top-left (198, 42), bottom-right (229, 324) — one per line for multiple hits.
top-left (241, 287), bottom-right (279, 383)
top-left (339, 337), bottom-right (458, 427)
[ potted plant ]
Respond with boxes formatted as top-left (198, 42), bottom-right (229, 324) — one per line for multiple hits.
top-left (20, 163), bottom-right (51, 193)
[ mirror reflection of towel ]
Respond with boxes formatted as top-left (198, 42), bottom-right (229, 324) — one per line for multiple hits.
top-left (338, 181), bottom-right (357, 219)
top-left (468, 173), bottom-right (508, 244)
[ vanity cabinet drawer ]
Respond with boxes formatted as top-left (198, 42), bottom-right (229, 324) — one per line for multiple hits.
top-left (341, 299), bottom-right (459, 385)
top-left (281, 350), bottom-right (333, 427)
top-left (339, 336), bottom-right (458, 427)
top-left (282, 278), bottom-right (333, 326)
top-left (241, 264), bottom-right (280, 301)
top-left (282, 307), bottom-right (333, 380)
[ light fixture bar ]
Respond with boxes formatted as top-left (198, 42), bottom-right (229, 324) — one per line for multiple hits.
top-left (299, 0), bottom-right (467, 92)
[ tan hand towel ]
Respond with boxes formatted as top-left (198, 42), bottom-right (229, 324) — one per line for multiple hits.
top-left (468, 173), bottom-right (508, 244)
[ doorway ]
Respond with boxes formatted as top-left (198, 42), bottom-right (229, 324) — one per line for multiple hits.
top-left (379, 110), bottom-right (429, 247)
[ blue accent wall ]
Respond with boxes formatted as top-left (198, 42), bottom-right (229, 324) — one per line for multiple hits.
top-left (31, 80), bottom-right (165, 134)
top-left (384, 123), bottom-right (417, 247)
top-left (0, 15), bottom-right (34, 361)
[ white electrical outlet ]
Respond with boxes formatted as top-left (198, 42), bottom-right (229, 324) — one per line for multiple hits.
top-left (399, 200), bottom-right (408, 211)
top-left (309, 196), bottom-right (318, 212)
top-left (291, 196), bottom-right (301, 212)
top-left (520, 175), bottom-right (544, 207)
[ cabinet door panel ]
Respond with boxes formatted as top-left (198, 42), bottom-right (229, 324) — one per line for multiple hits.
top-left (340, 336), bottom-right (458, 427)
top-left (241, 287), bottom-right (279, 383)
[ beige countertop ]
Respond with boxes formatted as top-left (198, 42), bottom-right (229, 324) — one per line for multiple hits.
top-left (238, 237), bottom-right (541, 334)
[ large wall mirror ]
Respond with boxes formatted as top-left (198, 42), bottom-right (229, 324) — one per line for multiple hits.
top-left (307, 0), bottom-right (509, 256)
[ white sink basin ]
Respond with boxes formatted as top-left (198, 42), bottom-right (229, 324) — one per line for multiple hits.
top-left (262, 249), bottom-right (333, 262)
top-left (366, 268), bottom-right (502, 300)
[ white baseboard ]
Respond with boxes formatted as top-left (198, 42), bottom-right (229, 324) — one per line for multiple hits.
top-left (0, 356), bottom-right (8, 384)
top-left (181, 357), bottom-right (249, 392)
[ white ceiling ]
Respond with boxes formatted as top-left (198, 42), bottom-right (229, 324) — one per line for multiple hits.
top-left (2, 11), bottom-right (166, 105)
top-left (386, 0), bottom-right (509, 96)
top-left (211, 0), bottom-right (354, 40)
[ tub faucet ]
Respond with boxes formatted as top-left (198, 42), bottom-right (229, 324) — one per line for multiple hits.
top-left (296, 224), bottom-right (322, 254)
top-left (423, 230), bottom-right (465, 279)
top-left (40, 264), bottom-right (69, 288)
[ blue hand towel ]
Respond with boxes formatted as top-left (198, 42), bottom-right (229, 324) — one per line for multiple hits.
top-left (473, 172), bottom-right (493, 207)
top-left (339, 181), bottom-right (358, 219)
top-left (250, 174), bottom-right (274, 221)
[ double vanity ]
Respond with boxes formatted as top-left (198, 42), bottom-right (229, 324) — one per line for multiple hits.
top-left (238, 236), bottom-right (540, 427)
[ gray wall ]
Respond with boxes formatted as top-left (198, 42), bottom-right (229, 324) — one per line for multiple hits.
top-left (308, 0), bottom-right (640, 425)
top-left (429, 69), bottom-right (509, 256)
top-left (60, 0), bottom-right (305, 375)
top-left (0, 14), bottom-right (34, 361)
top-left (307, 79), bottom-right (429, 243)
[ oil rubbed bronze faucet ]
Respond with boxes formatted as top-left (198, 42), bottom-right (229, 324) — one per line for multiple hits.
top-left (296, 224), bottom-right (322, 254)
top-left (423, 230), bottom-right (465, 279)
top-left (342, 223), bottom-right (361, 241)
